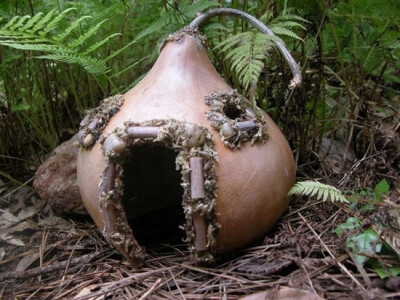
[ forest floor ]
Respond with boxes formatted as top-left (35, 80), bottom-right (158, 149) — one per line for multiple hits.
top-left (0, 160), bottom-right (399, 299)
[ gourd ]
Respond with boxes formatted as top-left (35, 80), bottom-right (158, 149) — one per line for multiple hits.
top-left (76, 8), bottom-right (301, 268)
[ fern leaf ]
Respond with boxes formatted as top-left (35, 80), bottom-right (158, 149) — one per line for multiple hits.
top-left (31, 9), bottom-right (57, 35)
top-left (36, 53), bottom-right (109, 76)
top-left (21, 12), bottom-right (44, 31)
top-left (225, 42), bottom-right (251, 60)
top-left (0, 42), bottom-right (73, 53)
top-left (317, 185), bottom-right (324, 200)
top-left (55, 15), bottom-right (92, 41)
top-left (42, 8), bottom-right (77, 36)
top-left (273, 14), bottom-right (309, 24)
top-left (68, 19), bottom-right (107, 49)
top-left (180, 1), bottom-right (220, 18)
top-left (288, 181), bottom-right (349, 203)
top-left (84, 33), bottom-right (121, 55)
top-left (215, 31), bottom-right (283, 90)
top-left (214, 32), bottom-right (249, 52)
top-left (135, 0), bottom-right (218, 41)
top-left (0, 8), bottom-right (114, 79)
top-left (270, 26), bottom-right (303, 41)
top-left (203, 23), bottom-right (229, 38)
top-left (104, 39), bottom-right (137, 61)
top-left (271, 21), bottom-right (306, 30)
top-left (218, 32), bottom-right (277, 90)
top-left (12, 15), bottom-right (31, 31)
top-left (135, 14), bottom-right (172, 40)
top-left (2, 16), bottom-right (20, 30)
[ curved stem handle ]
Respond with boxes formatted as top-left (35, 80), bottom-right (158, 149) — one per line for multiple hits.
top-left (189, 8), bottom-right (302, 89)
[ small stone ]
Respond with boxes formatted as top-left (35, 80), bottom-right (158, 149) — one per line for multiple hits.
top-left (184, 123), bottom-right (197, 136)
top-left (82, 134), bottom-right (93, 147)
top-left (211, 100), bottom-right (224, 108)
top-left (104, 133), bottom-right (126, 155)
top-left (221, 122), bottom-right (234, 138)
top-left (184, 124), bottom-right (204, 147)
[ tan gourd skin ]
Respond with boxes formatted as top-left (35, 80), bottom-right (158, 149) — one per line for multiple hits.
top-left (77, 33), bottom-right (295, 254)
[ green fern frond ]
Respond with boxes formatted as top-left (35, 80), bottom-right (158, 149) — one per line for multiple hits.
top-left (288, 181), bottom-right (349, 203)
top-left (2, 16), bottom-right (20, 30)
top-left (270, 20), bottom-right (306, 30)
top-left (41, 8), bottom-right (76, 36)
top-left (0, 42), bottom-right (72, 53)
top-left (180, 1), bottom-right (219, 18)
top-left (273, 14), bottom-right (309, 24)
top-left (104, 39), bottom-right (137, 62)
top-left (32, 9), bottom-right (58, 35)
top-left (135, 14), bottom-right (173, 41)
top-left (55, 16), bottom-right (92, 42)
top-left (12, 15), bottom-right (31, 31)
top-left (135, 0), bottom-right (219, 40)
top-left (37, 54), bottom-right (109, 76)
top-left (0, 8), bottom-right (125, 77)
top-left (21, 12), bottom-right (44, 31)
top-left (203, 23), bottom-right (229, 38)
top-left (215, 32), bottom-right (280, 90)
top-left (269, 26), bottom-right (304, 41)
top-left (68, 19), bottom-right (108, 49)
top-left (84, 33), bottom-right (121, 55)
top-left (213, 12), bottom-right (305, 99)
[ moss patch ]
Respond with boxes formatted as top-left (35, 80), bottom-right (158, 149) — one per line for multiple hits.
top-left (76, 94), bottom-right (124, 150)
top-left (205, 90), bottom-right (268, 149)
top-left (159, 27), bottom-right (207, 52)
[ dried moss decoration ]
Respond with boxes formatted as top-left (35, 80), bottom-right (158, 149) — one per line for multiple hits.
top-left (76, 94), bottom-right (124, 149)
top-left (99, 119), bottom-right (219, 265)
top-left (159, 27), bottom-right (207, 52)
top-left (205, 90), bottom-right (268, 149)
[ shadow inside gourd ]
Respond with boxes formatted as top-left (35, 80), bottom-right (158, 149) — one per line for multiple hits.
top-left (121, 144), bottom-right (186, 247)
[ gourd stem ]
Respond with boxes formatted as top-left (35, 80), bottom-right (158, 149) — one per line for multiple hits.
top-left (189, 8), bottom-right (302, 89)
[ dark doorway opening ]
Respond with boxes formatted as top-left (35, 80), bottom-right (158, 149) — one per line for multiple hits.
top-left (121, 144), bottom-right (186, 247)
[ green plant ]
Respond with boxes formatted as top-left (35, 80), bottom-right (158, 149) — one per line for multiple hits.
top-left (0, 4), bottom-right (131, 179)
top-left (136, 0), bottom-right (219, 41)
top-left (333, 179), bottom-right (400, 279)
top-left (0, 8), bottom-right (127, 82)
top-left (212, 12), bottom-right (306, 107)
top-left (290, 178), bottom-right (400, 279)
top-left (334, 216), bottom-right (400, 279)
top-left (288, 180), bottom-right (349, 203)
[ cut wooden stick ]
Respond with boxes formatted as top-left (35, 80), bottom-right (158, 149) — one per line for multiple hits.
top-left (87, 117), bottom-right (98, 130)
top-left (190, 157), bottom-right (205, 199)
top-left (127, 126), bottom-right (159, 139)
top-left (237, 120), bottom-right (256, 131)
top-left (100, 162), bottom-right (116, 194)
top-left (79, 114), bottom-right (90, 127)
top-left (192, 213), bottom-right (208, 252)
top-left (245, 107), bottom-right (256, 118)
top-left (100, 163), bottom-right (118, 234)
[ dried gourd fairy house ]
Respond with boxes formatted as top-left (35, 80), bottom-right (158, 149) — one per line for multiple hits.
top-left (76, 8), bottom-right (301, 268)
